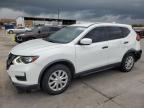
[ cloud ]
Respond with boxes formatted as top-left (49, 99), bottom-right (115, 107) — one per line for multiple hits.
top-left (0, 0), bottom-right (144, 23)
top-left (32, 10), bottom-right (144, 24)
top-left (0, 8), bottom-right (29, 19)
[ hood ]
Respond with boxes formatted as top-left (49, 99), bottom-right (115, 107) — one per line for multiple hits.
top-left (11, 39), bottom-right (60, 55)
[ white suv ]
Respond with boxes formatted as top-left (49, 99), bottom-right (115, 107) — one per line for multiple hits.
top-left (7, 23), bottom-right (142, 95)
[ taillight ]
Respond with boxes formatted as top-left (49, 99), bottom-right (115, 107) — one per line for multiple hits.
top-left (136, 34), bottom-right (141, 41)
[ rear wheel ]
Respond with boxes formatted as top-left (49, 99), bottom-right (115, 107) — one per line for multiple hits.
top-left (120, 53), bottom-right (135, 72)
top-left (41, 64), bottom-right (72, 95)
top-left (9, 30), bottom-right (14, 34)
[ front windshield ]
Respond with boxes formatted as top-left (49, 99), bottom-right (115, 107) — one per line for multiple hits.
top-left (45, 26), bottom-right (86, 43)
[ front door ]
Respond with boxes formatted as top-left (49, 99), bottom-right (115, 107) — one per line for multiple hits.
top-left (75, 27), bottom-right (110, 73)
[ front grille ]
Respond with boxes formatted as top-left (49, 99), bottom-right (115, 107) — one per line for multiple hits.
top-left (6, 53), bottom-right (17, 70)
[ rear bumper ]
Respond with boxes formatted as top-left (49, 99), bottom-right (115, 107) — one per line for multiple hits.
top-left (135, 50), bottom-right (142, 62)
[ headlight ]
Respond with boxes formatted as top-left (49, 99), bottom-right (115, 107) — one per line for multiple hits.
top-left (13, 56), bottom-right (39, 64)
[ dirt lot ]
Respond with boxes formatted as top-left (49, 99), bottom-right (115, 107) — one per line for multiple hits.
top-left (0, 30), bottom-right (144, 108)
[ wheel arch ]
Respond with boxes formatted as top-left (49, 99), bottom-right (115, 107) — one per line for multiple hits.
top-left (9, 30), bottom-right (14, 34)
top-left (38, 59), bottom-right (76, 86)
top-left (122, 49), bottom-right (140, 62)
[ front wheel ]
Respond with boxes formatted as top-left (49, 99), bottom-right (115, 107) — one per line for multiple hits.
top-left (41, 64), bottom-right (72, 95)
top-left (120, 53), bottom-right (135, 72)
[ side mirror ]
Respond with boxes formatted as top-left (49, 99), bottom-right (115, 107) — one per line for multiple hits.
top-left (80, 38), bottom-right (92, 45)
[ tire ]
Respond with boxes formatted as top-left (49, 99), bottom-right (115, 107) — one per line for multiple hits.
top-left (41, 64), bottom-right (72, 95)
top-left (9, 30), bottom-right (14, 34)
top-left (120, 53), bottom-right (135, 72)
top-left (15, 36), bottom-right (22, 43)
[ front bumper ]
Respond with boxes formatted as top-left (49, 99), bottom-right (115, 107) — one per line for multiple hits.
top-left (7, 62), bottom-right (43, 87)
top-left (12, 82), bottom-right (39, 90)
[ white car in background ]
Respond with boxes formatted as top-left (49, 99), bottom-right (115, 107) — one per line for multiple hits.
top-left (7, 27), bottom-right (31, 34)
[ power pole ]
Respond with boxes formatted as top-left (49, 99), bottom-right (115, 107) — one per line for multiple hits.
top-left (58, 9), bottom-right (60, 25)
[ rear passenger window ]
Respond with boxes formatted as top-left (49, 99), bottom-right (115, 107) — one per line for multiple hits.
top-left (108, 27), bottom-right (123, 40)
top-left (107, 27), bottom-right (130, 40)
top-left (84, 27), bottom-right (109, 43)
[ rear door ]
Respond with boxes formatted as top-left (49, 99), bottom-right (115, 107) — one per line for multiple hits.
top-left (106, 26), bottom-right (129, 64)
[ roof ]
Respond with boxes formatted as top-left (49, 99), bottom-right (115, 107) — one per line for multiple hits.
top-left (71, 23), bottom-right (95, 27)
top-left (71, 22), bottom-right (131, 28)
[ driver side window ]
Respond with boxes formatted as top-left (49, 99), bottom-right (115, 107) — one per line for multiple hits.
top-left (84, 27), bottom-right (108, 43)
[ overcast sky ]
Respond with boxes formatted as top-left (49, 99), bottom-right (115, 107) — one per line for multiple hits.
top-left (0, 0), bottom-right (144, 24)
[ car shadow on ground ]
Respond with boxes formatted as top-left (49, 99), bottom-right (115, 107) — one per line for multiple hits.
top-left (5, 68), bottom-right (123, 96)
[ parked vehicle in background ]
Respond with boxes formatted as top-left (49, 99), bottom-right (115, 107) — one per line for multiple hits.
top-left (4, 24), bottom-right (15, 30)
top-left (15, 26), bottom-right (63, 43)
top-left (7, 23), bottom-right (142, 95)
top-left (6, 27), bottom-right (31, 34)
top-left (135, 29), bottom-right (144, 38)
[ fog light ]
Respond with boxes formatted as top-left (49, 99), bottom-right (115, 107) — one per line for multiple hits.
top-left (15, 73), bottom-right (27, 81)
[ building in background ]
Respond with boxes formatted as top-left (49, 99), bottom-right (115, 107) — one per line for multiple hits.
top-left (0, 19), bottom-right (16, 25)
top-left (16, 16), bottom-right (76, 27)
top-left (0, 19), bottom-right (16, 30)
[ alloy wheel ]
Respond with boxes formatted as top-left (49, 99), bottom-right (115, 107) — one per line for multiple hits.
top-left (48, 70), bottom-right (68, 91)
top-left (125, 56), bottom-right (134, 70)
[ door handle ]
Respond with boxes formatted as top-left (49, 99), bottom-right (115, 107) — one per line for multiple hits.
top-left (123, 41), bottom-right (129, 44)
top-left (102, 46), bottom-right (108, 49)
